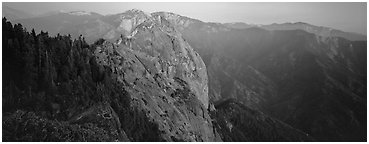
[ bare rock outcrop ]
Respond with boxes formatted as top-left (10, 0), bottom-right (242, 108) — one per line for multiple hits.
top-left (94, 10), bottom-right (219, 141)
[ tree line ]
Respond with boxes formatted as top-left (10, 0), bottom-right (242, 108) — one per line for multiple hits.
top-left (2, 17), bottom-right (163, 141)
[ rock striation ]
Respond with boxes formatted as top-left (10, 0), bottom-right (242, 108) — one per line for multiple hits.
top-left (93, 10), bottom-right (219, 141)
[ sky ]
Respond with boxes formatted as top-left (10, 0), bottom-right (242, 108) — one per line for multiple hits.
top-left (3, 2), bottom-right (367, 35)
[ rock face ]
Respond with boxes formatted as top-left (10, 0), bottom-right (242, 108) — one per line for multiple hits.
top-left (93, 10), bottom-right (218, 141)
top-left (154, 12), bottom-right (366, 141)
top-left (100, 9), bottom-right (152, 40)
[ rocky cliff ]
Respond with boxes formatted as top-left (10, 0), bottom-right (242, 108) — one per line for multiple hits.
top-left (93, 10), bottom-right (219, 141)
top-left (153, 12), bottom-right (366, 141)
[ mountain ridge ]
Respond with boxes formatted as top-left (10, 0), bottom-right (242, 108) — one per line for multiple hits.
top-left (225, 21), bottom-right (366, 41)
top-left (2, 5), bottom-right (35, 21)
top-left (7, 8), bottom-right (366, 43)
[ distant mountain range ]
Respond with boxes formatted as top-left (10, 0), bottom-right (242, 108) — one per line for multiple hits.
top-left (3, 7), bottom-right (366, 43)
top-left (225, 22), bottom-right (366, 41)
top-left (2, 5), bottom-right (35, 21)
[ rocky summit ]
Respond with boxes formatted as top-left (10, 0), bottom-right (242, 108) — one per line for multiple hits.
top-left (93, 10), bottom-right (217, 141)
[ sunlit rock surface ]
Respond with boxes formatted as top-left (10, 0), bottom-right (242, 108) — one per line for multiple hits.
top-left (94, 10), bottom-right (219, 141)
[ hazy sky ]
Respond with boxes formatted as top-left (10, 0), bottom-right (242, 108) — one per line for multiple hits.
top-left (3, 2), bottom-right (367, 35)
